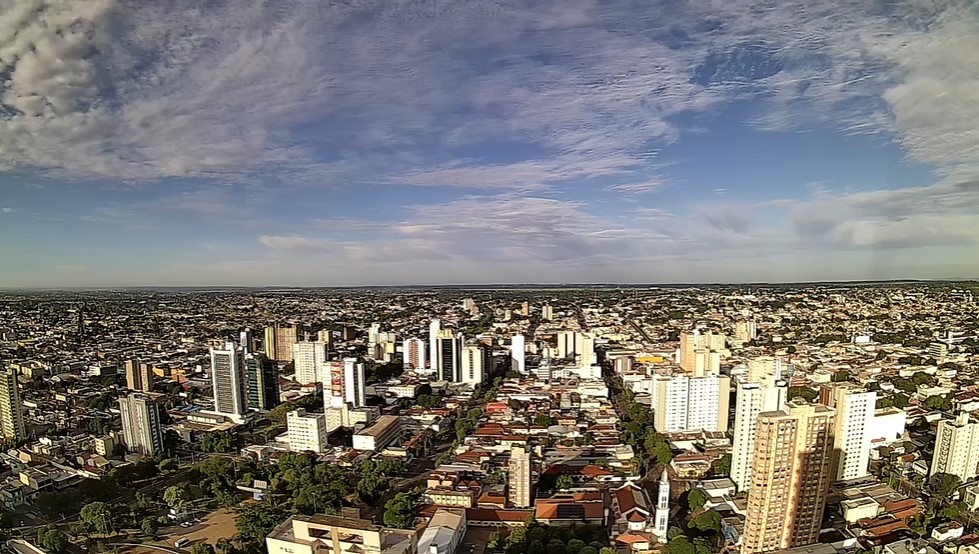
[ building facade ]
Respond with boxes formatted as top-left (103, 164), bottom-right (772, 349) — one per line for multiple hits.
top-left (210, 342), bottom-right (248, 423)
top-left (124, 358), bottom-right (154, 392)
top-left (246, 353), bottom-right (280, 411)
top-left (118, 392), bottom-right (164, 456)
top-left (742, 402), bottom-right (835, 554)
top-left (508, 445), bottom-right (532, 508)
top-left (731, 376), bottom-right (788, 491)
top-left (293, 341), bottom-right (329, 385)
top-left (402, 337), bottom-right (426, 370)
top-left (931, 413), bottom-right (979, 482)
top-left (0, 368), bottom-right (26, 441)
top-left (287, 408), bottom-right (329, 453)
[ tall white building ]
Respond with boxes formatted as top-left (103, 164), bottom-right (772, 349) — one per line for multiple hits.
top-left (287, 408), bottom-right (329, 453)
top-left (294, 341), bottom-right (329, 385)
top-left (652, 373), bottom-right (730, 434)
top-left (402, 338), bottom-right (426, 370)
top-left (118, 393), bottom-right (164, 456)
top-left (429, 320), bottom-right (441, 371)
top-left (541, 305), bottom-right (553, 321)
top-left (653, 469), bottom-right (670, 543)
top-left (322, 358), bottom-right (366, 408)
top-left (931, 413), bottom-right (979, 482)
top-left (209, 342), bottom-right (248, 423)
top-left (511, 335), bottom-right (525, 373)
top-left (577, 334), bottom-right (595, 369)
top-left (508, 445), bottom-right (532, 508)
top-left (0, 368), bottom-right (26, 441)
top-left (555, 331), bottom-right (578, 359)
top-left (731, 376), bottom-right (788, 491)
top-left (368, 322), bottom-right (381, 348)
top-left (679, 329), bottom-right (725, 377)
top-left (461, 344), bottom-right (488, 385)
top-left (825, 385), bottom-right (876, 481)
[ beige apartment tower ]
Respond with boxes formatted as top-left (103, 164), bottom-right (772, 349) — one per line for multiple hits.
top-left (742, 402), bottom-right (835, 554)
top-left (931, 413), bottom-right (979, 482)
top-left (125, 358), bottom-right (154, 392)
top-left (509, 445), bottom-right (532, 508)
top-left (0, 368), bottom-right (25, 441)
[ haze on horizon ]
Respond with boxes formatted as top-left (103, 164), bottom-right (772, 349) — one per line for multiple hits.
top-left (1, 0), bottom-right (978, 288)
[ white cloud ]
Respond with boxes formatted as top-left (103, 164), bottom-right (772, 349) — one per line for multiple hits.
top-left (1, 207), bottom-right (14, 213)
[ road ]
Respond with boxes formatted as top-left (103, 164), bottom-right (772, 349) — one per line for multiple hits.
top-left (626, 317), bottom-right (652, 343)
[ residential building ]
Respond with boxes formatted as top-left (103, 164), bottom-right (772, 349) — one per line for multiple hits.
top-left (735, 319), bottom-right (758, 343)
top-left (511, 335), bottom-right (525, 373)
top-left (0, 368), bottom-right (25, 441)
top-left (245, 353), bottom-right (279, 411)
top-left (429, 319), bottom-right (441, 371)
top-left (732, 375), bottom-right (788, 491)
top-left (823, 384), bottom-right (875, 481)
top-left (541, 305), bottom-right (553, 321)
top-left (210, 342), bottom-right (248, 423)
top-left (461, 344), bottom-right (490, 385)
top-left (124, 358), bottom-right (153, 392)
top-left (742, 402), bottom-right (835, 553)
top-left (266, 514), bottom-right (418, 554)
top-left (322, 358), bottom-right (366, 409)
top-left (118, 393), bottom-right (164, 456)
top-left (508, 445), bottom-right (532, 508)
top-left (287, 408), bottom-right (329, 453)
top-left (931, 413), bottom-right (979, 482)
top-left (652, 373), bottom-right (730, 433)
top-left (265, 323), bottom-right (299, 362)
top-left (418, 508), bottom-right (467, 554)
top-left (437, 329), bottom-right (463, 382)
top-left (679, 329), bottom-right (724, 377)
top-left (403, 337), bottom-right (426, 370)
top-left (293, 341), bottom-right (329, 385)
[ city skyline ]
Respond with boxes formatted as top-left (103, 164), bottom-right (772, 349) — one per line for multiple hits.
top-left (2, 0), bottom-right (978, 287)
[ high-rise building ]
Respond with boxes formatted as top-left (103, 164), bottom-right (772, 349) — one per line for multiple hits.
top-left (124, 358), bottom-right (154, 392)
top-left (461, 344), bottom-right (489, 385)
top-left (931, 413), bottom-right (979, 482)
top-left (287, 408), bottom-right (329, 453)
top-left (240, 329), bottom-right (254, 353)
top-left (368, 323), bottom-right (381, 348)
top-left (322, 358), bottom-right (366, 408)
top-left (541, 305), bottom-right (553, 321)
top-left (245, 353), bottom-right (279, 411)
top-left (653, 373), bottom-right (730, 433)
top-left (577, 334), bottom-right (595, 369)
top-left (823, 384), bottom-right (875, 481)
top-left (265, 324), bottom-right (299, 362)
top-left (437, 329), bottom-right (463, 382)
top-left (679, 329), bottom-right (725, 377)
top-left (210, 342), bottom-right (248, 423)
top-left (508, 445), bottom-right (532, 508)
top-left (511, 335), bottom-right (525, 373)
top-left (653, 469), bottom-right (670, 543)
top-left (0, 369), bottom-right (25, 441)
top-left (294, 341), bottom-right (329, 385)
top-left (118, 392), bottom-right (163, 456)
top-left (520, 302), bottom-right (530, 316)
top-left (429, 320), bottom-right (441, 371)
top-left (402, 338), bottom-right (426, 370)
top-left (742, 402), bottom-right (835, 553)
top-left (731, 376), bottom-right (788, 491)
top-left (735, 320), bottom-right (758, 343)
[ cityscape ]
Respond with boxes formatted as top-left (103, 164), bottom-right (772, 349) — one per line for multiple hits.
top-left (0, 284), bottom-right (977, 554)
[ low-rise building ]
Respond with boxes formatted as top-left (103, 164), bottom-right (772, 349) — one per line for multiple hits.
top-left (265, 514), bottom-right (417, 554)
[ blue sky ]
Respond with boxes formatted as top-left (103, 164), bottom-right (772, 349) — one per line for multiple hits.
top-left (1, 0), bottom-right (978, 287)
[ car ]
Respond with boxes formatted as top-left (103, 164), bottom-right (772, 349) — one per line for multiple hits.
top-left (174, 538), bottom-right (191, 548)
top-left (180, 521), bottom-right (192, 528)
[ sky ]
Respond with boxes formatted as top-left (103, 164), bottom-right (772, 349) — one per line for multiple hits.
top-left (1, 0), bottom-right (978, 288)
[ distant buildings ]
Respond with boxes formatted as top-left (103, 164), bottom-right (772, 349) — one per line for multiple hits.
top-left (118, 392), bottom-right (164, 456)
top-left (742, 402), bottom-right (835, 553)
top-left (246, 353), bottom-right (280, 411)
top-left (678, 329), bottom-right (724, 377)
top-left (0, 368), bottom-right (25, 440)
top-left (287, 408), bottom-right (329, 453)
top-left (735, 319), bottom-right (758, 343)
top-left (124, 358), bottom-right (153, 392)
top-left (541, 304), bottom-right (553, 321)
top-left (210, 342), bottom-right (248, 423)
top-left (508, 445), bottom-right (532, 508)
top-left (511, 334), bottom-right (525, 373)
top-left (931, 413), bottom-right (979, 482)
top-left (265, 323), bottom-right (299, 362)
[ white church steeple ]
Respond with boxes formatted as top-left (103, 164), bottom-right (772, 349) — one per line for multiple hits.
top-left (654, 468), bottom-right (670, 542)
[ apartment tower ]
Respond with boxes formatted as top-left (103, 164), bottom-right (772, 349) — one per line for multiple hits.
top-left (508, 445), bottom-right (532, 508)
top-left (0, 368), bottom-right (25, 441)
top-left (118, 393), bottom-right (164, 456)
top-left (742, 402), bottom-right (835, 553)
top-left (124, 359), bottom-right (154, 392)
top-left (210, 342), bottom-right (248, 423)
top-left (931, 413), bottom-right (979, 482)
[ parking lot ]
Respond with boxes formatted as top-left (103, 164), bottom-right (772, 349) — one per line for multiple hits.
top-left (160, 508), bottom-right (238, 549)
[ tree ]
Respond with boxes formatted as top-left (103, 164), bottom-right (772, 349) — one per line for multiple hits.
top-left (38, 529), bottom-right (69, 553)
top-left (922, 395), bottom-right (951, 412)
top-left (831, 370), bottom-right (851, 382)
top-left (383, 490), bottom-right (421, 529)
top-left (546, 539), bottom-right (566, 554)
top-left (787, 387), bottom-right (818, 402)
top-left (190, 543), bottom-right (216, 554)
top-left (599, 548), bottom-right (616, 554)
top-left (892, 394), bottom-right (910, 409)
top-left (927, 473), bottom-right (962, 504)
top-left (912, 372), bottom-right (933, 386)
top-left (688, 510), bottom-right (722, 535)
top-left (556, 475), bottom-right (574, 490)
top-left (141, 517), bottom-right (159, 539)
top-left (164, 484), bottom-right (189, 509)
top-left (527, 540), bottom-right (545, 554)
top-left (216, 538), bottom-right (236, 554)
top-left (662, 536), bottom-right (696, 554)
top-left (710, 454), bottom-right (731, 477)
top-left (535, 413), bottom-right (555, 427)
top-left (567, 539), bottom-right (585, 554)
top-left (80, 502), bottom-right (115, 535)
top-left (686, 489), bottom-right (708, 510)
top-left (235, 503), bottom-right (285, 547)
top-left (892, 378), bottom-right (917, 394)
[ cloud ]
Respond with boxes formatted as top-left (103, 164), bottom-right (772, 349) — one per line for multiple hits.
top-left (1, 207), bottom-right (14, 213)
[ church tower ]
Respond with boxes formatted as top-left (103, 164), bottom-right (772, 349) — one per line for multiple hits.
top-left (654, 468), bottom-right (670, 542)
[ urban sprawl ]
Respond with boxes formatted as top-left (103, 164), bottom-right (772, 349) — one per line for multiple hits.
top-left (1, 285), bottom-right (978, 554)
